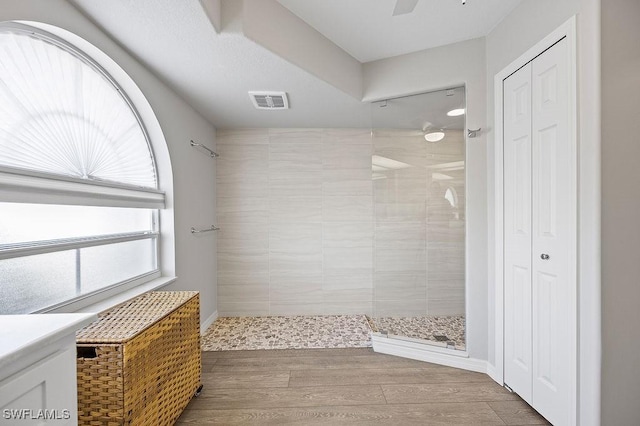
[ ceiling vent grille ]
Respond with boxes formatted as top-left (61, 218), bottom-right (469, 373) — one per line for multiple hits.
top-left (248, 91), bottom-right (289, 110)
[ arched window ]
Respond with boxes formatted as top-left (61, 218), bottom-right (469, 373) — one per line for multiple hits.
top-left (0, 23), bottom-right (165, 314)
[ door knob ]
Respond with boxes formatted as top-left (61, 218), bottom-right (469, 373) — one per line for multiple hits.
top-left (540, 254), bottom-right (550, 260)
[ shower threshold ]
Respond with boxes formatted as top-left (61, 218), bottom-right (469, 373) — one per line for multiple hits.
top-left (367, 315), bottom-right (466, 351)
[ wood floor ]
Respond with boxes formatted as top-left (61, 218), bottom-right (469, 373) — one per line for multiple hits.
top-left (177, 348), bottom-right (550, 425)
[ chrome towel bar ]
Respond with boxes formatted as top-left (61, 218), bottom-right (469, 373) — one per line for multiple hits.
top-left (191, 225), bottom-right (220, 234)
top-left (190, 140), bottom-right (219, 158)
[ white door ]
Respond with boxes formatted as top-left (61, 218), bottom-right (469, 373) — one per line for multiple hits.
top-left (504, 61), bottom-right (533, 405)
top-left (503, 37), bottom-right (575, 426)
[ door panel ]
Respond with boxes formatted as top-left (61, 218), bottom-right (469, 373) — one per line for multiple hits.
top-left (503, 36), bottom-right (574, 426)
top-left (531, 37), bottom-right (573, 426)
top-left (537, 125), bottom-right (558, 238)
top-left (503, 62), bottom-right (533, 405)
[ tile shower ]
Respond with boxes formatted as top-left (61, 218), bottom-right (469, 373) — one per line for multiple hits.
top-left (215, 88), bottom-right (466, 349)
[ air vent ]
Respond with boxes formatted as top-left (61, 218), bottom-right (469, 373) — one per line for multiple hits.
top-left (248, 91), bottom-right (289, 110)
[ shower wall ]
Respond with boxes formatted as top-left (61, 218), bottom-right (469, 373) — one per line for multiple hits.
top-left (373, 130), bottom-right (465, 317)
top-left (216, 128), bottom-right (464, 317)
top-left (216, 128), bottom-right (373, 316)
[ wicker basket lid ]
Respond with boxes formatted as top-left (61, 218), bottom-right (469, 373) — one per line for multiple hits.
top-left (76, 291), bottom-right (198, 344)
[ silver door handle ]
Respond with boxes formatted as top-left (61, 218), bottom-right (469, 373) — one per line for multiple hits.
top-left (540, 254), bottom-right (550, 260)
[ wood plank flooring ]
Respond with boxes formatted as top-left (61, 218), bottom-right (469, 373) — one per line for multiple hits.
top-left (177, 348), bottom-right (550, 425)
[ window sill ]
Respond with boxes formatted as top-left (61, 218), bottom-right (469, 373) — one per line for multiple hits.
top-left (72, 276), bottom-right (176, 314)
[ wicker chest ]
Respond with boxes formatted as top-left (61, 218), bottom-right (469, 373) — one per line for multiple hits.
top-left (76, 291), bottom-right (202, 426)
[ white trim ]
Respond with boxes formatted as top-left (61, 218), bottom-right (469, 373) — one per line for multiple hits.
top-left (371, 333), bottom-right (488, 373)
top-left (0, 22), bottom-right (161, 194)
top-left (4, 20), bottom-right (177, 315)
top-left (66, 276), bottom-right (176, 314)
top-left (0, 231), bottom-right (157, 260)
top-left (200, 310), bottom-right (218, 335)
top-left (493, 16), bottom-right (578, 425)
top-left (576, 1), bottom-right (601, 424)
top-left (487, 364), bottom-right (501, 384)
top-left (0, 170), bottom-right (165, 209)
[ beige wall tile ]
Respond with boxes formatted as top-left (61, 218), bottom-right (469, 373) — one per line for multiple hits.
top-left (323, 128), bottom-right (372, 144)
top-left (217, 223), bottom-right (269, 248)
top-left (270, 252), bottom-right (323, 274)
top-left (427, 298), bottom-right (466, 316)
top-left (217, 271), bottom-right (269, 287)
top-left (216, 128), bottom-right (269, 145)
top-left (375, 202), bottom-right (427, 222)
top-left (269, 223), bottom-right (322, 252)
top-left (217, 197), bottom-right (269, 224)
top-left (323, 222), bottom-right (373, 248)
top-left (269, 172), bottom-right (323, 197)
top-left (269, 143), bottom-right (322, 171)
top-left (270, 302), bottom-right (325, 316)
top-left (218, 251), bottom-right (269, 273)
top-left (426, 278), bottom-right (465, 316)
top-left (269, 196), bottom-right (322, 223)
top-left (375, 300), bottom-right (427, 317)
top-left (323, 195), bottom-right (373, 222)
top-left (375, 223), bottom-right (426, 250)
top-left (217, 180), bottom-right (269, 198)
top-left (427, 248), bottom-right (465, 272)
top-left (324, 301), bottom-right (373, 315)
top-left (425, 220), bottom-right (465, 243)
top-left (324, 247), bottom-right (373, 270)
top-left (375, 248), bottom-right (427, 273)
top-left (218, 284), bottom-right (270, 302)
top-left (322, 169), bottom-right (373, 196)
top-left (323, 143), bottom-right (372, 170)
top-left (374, 273), bottom-right (427, 300)
top-left (218, 236), bottom-right (268, 252)
top-left (216, 128), bottom-right (465, 324)
top-left (270, 273), bottom-right (323, 303)
top-left (218, 302), bottom-right (270, 317)
top-left (323, 288), bottom-right (372, 303)
top-left (323, 271), bottom-right (373, 290)
top-left (269, 128), bottom-right (323, 144)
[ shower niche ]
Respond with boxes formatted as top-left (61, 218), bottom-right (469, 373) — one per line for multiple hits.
top-left (368, 87), bottom-right (466, 351)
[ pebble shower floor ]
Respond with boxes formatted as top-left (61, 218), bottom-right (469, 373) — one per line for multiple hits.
top-left (201, 315), bottom-right (465, 351)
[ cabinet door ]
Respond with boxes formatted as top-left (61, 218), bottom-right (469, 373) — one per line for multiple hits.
top-left (503, 61), bottom-right (533, 405)
top-left (0, 346), bottom-right (77, 425)
top-left (531, 36), bottom-right (574, 426)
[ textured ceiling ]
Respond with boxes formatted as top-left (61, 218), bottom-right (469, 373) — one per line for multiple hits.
top-left (71, 0), bottom-right (371, 129)
top-left (70, 0), bottom-right (517, 129)
top-left (276, 0), bottom-right (523, 62)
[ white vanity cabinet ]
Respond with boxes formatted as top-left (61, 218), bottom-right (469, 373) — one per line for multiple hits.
top-left (0, 314), bottom-right (96, 425)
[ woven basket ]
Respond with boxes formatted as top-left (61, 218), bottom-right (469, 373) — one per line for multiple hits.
top-left (76, 291), bottom-right (201, 426)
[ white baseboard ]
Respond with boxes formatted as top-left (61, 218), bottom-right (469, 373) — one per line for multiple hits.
top-left (200, 310), bottom-right (218, 335)
top-left (486, 364), bottom-right (503, 385)
top-left (371, 333), bottom-right (489, 373)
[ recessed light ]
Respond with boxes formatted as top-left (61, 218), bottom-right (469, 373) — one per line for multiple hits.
top-left (424, 132), bottom-right (445, 142)
top-left (447, 108), bottom-right (465, 117)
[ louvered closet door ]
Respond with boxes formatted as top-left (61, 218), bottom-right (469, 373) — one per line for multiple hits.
top-left (504, 37), bottom-right (574, 426)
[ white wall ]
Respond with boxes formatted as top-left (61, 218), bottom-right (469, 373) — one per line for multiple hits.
top-left (239, 0), bottom-right (363, 99)
top-left (0, 0), bottom-right (218, 325)
top-left (485, 0), bottom-right (601, 424)
top-left (601, 0), bottom-right (640, 424)
top-left (363, 38), bottom-right (487, 360)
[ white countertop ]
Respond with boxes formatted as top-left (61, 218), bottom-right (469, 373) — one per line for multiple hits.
top-left (0, 313), bottom-right (97, 374)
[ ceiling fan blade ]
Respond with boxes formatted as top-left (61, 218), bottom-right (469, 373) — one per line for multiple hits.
top-left (392, 0), bottom-right (419, 16)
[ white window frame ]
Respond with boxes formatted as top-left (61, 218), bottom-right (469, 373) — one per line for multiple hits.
top-left (0, 22), bottom-right (173, 314)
